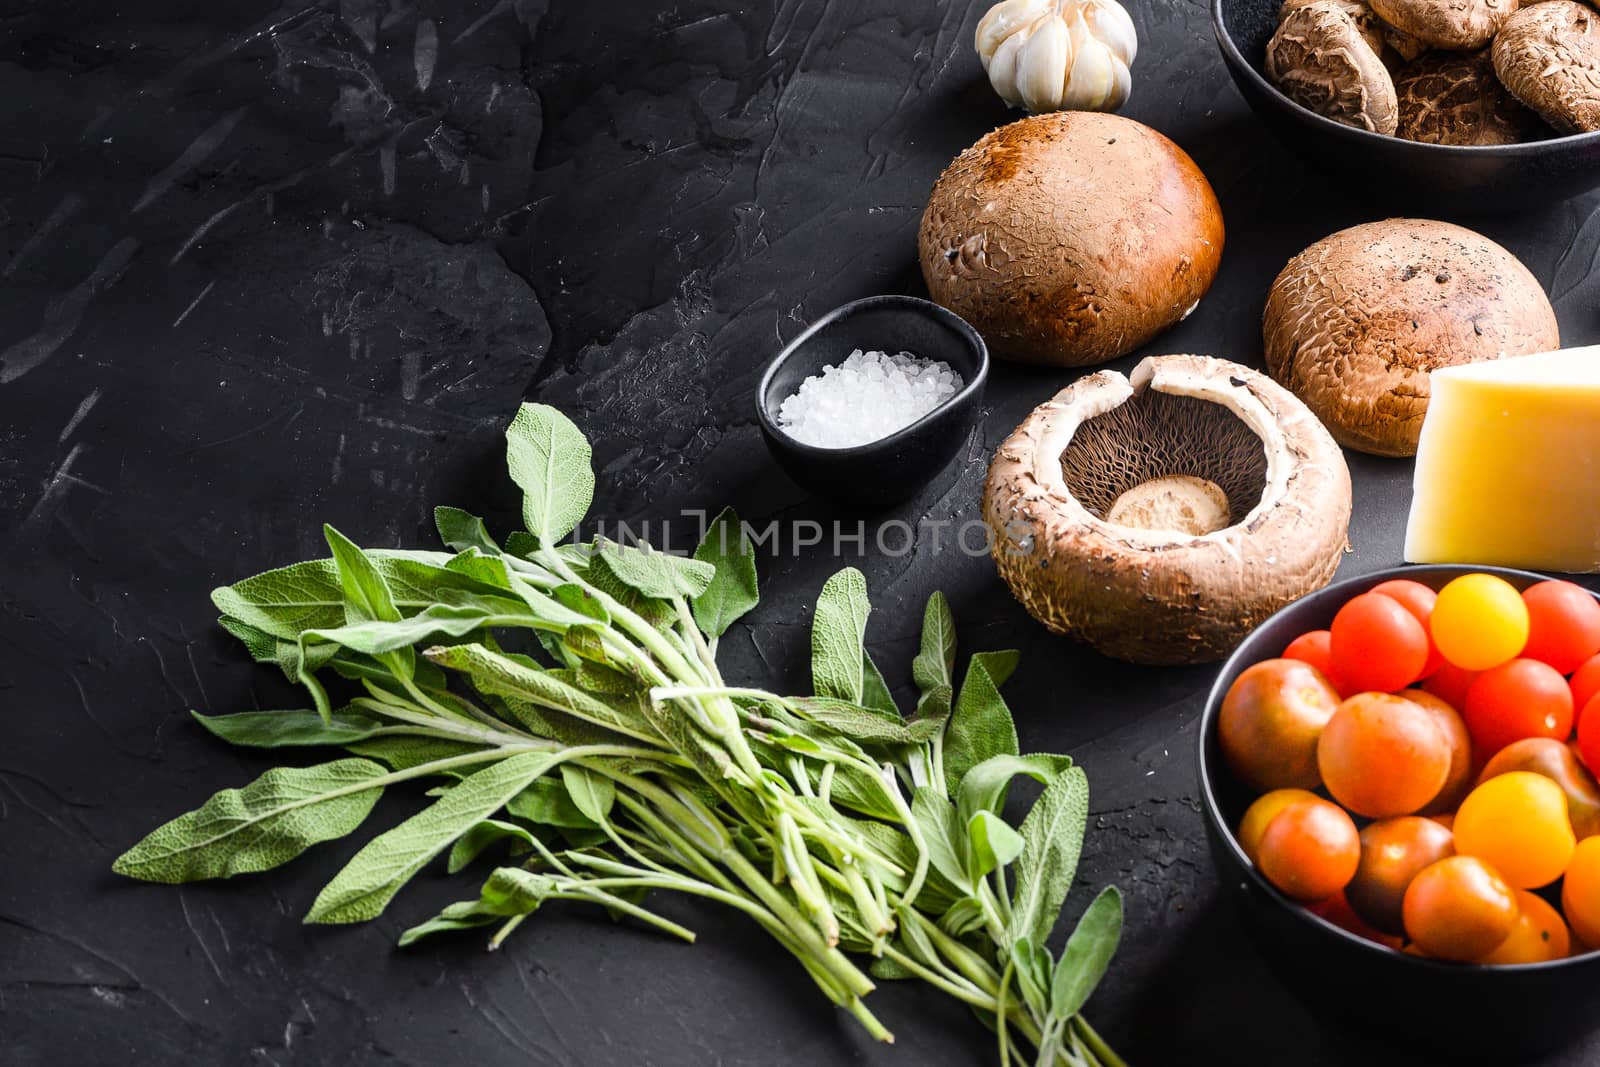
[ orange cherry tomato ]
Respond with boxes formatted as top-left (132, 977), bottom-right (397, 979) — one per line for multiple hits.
top-left (1422, 661), bottom-right (1479, 715)
top-left (1463, 659), bottom-right (1574, 762)
top-left (1318, 693), bottom-right (1452, 818)
top-left (1454, 772), bottom-right (1576, 889)
top-left (1402, 855), bottom-right (1518, 961)
top-left (1331, 593), bottom-right (1430, 694)
top-left (1346, 816), bottom-right (1456, 935)
top-left (1432, 574), bottom-right (1529, 672)
top-left (1521, 580), bottom-right (1600, 676)
top-left (1236, 788), bottom-right (1320, 864)
top-left (1407, 690), bottom-right (1474, 814)
top-left (1220, 659), bottom-right (1341, 792)
top-left (1307, 890), bottom-right (1404, 950)
top-left (1283, 630), bottom-right (1340, 693)
top-left (1371, 579), bottom-right (1444, 678)
top-left (1580, 694), bottom-right (1600, 781)
top-left (1479, 890), bottom-right (1571, 965)
top-left (1478, 736), bottom-right (1600, 840)
top-left (1563, 836), bottom-right (1600, 950)
top-left (1257, 798), bottom-right (1361, 902)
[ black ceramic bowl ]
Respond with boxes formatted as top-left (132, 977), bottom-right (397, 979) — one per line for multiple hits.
top-left (1214, 0), bottom-right (1600, 212)
top-left (755, 295), bottom-right (989, 507)
top-left (1200, 564), bottom-right (1600, 1058)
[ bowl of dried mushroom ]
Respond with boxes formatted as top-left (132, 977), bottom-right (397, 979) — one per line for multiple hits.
top-left (1214, 0), bottom-right (1600, 209)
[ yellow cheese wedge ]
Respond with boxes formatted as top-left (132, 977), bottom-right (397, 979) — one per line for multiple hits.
top-left (1405, 347), bottom-right (1600, 572)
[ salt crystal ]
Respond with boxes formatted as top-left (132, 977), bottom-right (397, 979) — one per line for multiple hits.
top-left (776, 349), bottom-right (963, 449)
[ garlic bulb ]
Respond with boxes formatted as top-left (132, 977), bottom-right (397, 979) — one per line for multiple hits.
top-left (976, 0), bottom-right (1138, 113)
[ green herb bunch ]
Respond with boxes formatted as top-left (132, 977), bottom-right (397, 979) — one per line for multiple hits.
top-left (115, 404), bottom-right (1126, 1067)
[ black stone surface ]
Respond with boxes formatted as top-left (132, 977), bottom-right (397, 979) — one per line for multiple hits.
top-left (3, 2), bottom-right (1598, 1065)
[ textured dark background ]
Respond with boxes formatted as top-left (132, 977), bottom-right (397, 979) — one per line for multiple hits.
top-left (3, 1), bottom-right (1598, 1064)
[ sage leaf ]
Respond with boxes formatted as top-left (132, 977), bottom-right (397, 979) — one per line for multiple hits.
top-left (594, 540), bottom-right (714, 599)
top-left (587, 550), bottom-right (677, 628)
top-left (505, 404), bottom-right (593, 546)
top-left (939, 896), bottom-right (988, 937)
top-left (219, 616), bottom-right (339, 681)
top-left (965, 810), bottom-right (1024, 881)
top-left (434, 506), bottom-right (502, 554)
top-left (942, 650), bottom-right (1021, 792)
top-left (860, 650), bottom-right (900, 719)
top-left (507, 776), bottom-right (598, 829)
top-left (560, 763), bottom-right (616, 824)
top-left (1012, 938), bottom-right (1053, 1020)
top-left (690, 507), bottom-right (759, 638)
top-left (344, 735), bottom-right (485, 771)
top-left (811, 568), bottom-right (870, 704)
top-left (1008, 766), bottom-right (1090, 948)
top-left (397, 902), bottom-right (498, 946)
top-left (307, 751), bottom-right (559, 923)
top-left (1050, 886), bottom-right (1123, 1019)
top-left (787, 697), bottom-right (940, 746)
top-left (113, 759), bottom-right (388, 883)
top-left (213, 552), bottom-right (501, 640)
top-left (955, 753), bottom-right (1074, 827)
top-left (447, 818), bottom-right (537, 873)
top-left (192, 707), bottom-right (383, 748)
top-left (302, 600), bottom-right (534, 655)
top-left (324, 525), bottom-right (403, 624)
top-left (911, 591), bottom-right (956, 696)
top-left (911, 787), bottom-right (970, 890)
top-left (425, 643), bottom-right (661, 745)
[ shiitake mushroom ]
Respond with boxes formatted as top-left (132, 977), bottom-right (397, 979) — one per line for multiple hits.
top-left (983, 354), bottom-right (1352, 665)
top-left (1395, 49), bottom-right (1545, 145)
top-left (1493, 1), bottom-right (1600, 133)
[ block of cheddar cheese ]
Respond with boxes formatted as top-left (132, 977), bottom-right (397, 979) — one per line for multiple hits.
top-left (1405, 347), bottom-right (1600, 573)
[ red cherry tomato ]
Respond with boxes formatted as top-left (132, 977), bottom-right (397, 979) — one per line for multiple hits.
top-left (1463, 659), bottom-right (1575, 762)
top-left (1331, 593), bottom-right (1430, 694)
top-left (1580, 694), bottom-right (1600, 777)
top-left (1422, 661), bottom-right (1478, 713)
top-left (1571, 654), bottom-right (1600, 733)
top-left (1522, 581), bottom-right (1600, 676)
top-left (1283, 630), bottom-right (1340, 692)
top-left (1371, 579), bottom-right (1444, 678)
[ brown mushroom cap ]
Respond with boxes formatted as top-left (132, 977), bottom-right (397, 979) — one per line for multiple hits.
top-left (1263, 219), bottom-right (1559, 457)
top-left (918, 112), bottom-right (1224, 368)
top-left (1368, 0), bottom-right (1516, 50)
top-left (1493, 1), bottom-right (1600, 133)
top-left (1280, 0), bottom-right (1389, 52)
top-left (1396, 48), bottom-right (1547, 143)
top-left (1267, 1), bottom-right (1400, 134)
top-left (982, 354), bottom-right (1353, 665)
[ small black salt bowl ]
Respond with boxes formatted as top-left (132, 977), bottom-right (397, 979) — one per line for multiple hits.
top-left (1200, 564), bottom-right (1600, 1058)
top-left (1213, 0), bottom-right (1600, 213)
top-left (756, 295), bottom-right (988, 507)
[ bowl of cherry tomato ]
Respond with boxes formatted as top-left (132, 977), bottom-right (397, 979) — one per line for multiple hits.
top-left (1200, 565), bottom-right (1600, 1056)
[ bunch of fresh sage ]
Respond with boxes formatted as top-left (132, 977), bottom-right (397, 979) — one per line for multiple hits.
top-left (115, 404), bottom-right (1126, 1067)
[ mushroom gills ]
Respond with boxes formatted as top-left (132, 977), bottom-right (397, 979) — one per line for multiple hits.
top-left (1060, 389), bottom-right (1267, 535)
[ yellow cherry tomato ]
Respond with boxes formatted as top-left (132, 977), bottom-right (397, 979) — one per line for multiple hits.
top-left (1564, 836), bottom-right (1600, 950)
top-left (1236, 788), bottom-right (1320, 865)
top-left (1479, 890), bottom-right (1570, 964)
top-left (1454, 772), bottom-right (1576, 889)
top-left (1431, 574), bottom-right (1529, 672)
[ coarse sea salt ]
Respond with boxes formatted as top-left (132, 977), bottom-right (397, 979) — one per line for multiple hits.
top-left (777, 349), bottom-right (963, 449)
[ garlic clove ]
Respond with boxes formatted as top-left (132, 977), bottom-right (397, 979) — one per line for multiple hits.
top-left (1016, 15), bottom-right (1072, 113)
top-left (1061, 9), bottom-right (1123, 110)
top-left (987, 24), bottom-right (1032, 108)
top-left (1084, 0), bottom-right (1138, 66)
top-left (977, 0), bottom-right (1054, 64)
